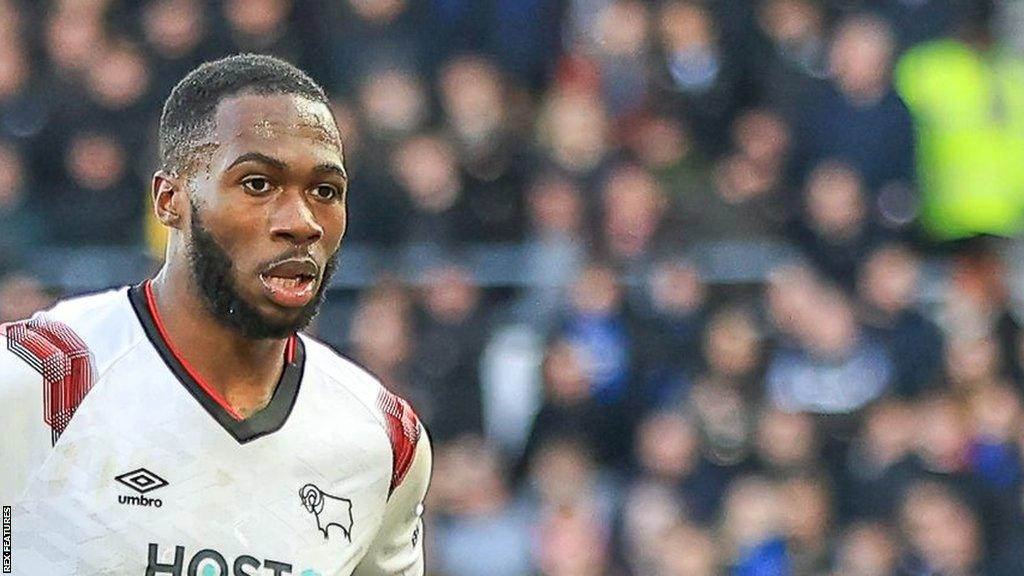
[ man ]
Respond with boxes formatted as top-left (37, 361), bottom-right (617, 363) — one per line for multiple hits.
top-left (0, 54), bottom-right (431, 575)
top-left (895, 0), bottom-right (1024, 240)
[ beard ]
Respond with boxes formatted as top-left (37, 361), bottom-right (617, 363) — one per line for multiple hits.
top-left (186, 203), bottom-right (338, 339)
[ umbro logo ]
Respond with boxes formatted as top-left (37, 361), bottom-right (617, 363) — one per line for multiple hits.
top-left (116, 468), bottom-right (168, 508)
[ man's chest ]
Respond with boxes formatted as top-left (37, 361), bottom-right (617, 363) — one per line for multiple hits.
top-left (11, 367), bottom-right (392, 575)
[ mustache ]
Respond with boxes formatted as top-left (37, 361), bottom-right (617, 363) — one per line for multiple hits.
top-left (259, 250), bottom-right (322, 276)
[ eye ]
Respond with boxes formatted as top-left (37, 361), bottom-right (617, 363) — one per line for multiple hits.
top-left (311, 183), bottom-right (341, 201)
top-left (242, 176), bottom-right (274, 195)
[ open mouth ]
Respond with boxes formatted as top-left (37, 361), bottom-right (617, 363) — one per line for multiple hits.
top-left (261, 274), bottom-right (316, 289)
top-left (259, 258), bottom-right (319, 308)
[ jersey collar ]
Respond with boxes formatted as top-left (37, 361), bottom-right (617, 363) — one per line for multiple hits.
top-left (128, 281), bottom-right (305, 444)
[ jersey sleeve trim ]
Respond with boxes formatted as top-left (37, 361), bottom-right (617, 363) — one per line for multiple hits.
top-left (2, 318), bottom-right (95, 445)
top-left (376, 388), bottom-right (422, 498)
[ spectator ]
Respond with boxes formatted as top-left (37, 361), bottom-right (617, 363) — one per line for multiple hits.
top-left (624, 113), bottom-right (704, 180)
top-left (720, 475), bottom-right (790, 576)
top-left (82, 40), bottom-right (155, 152)
top-left (524, 437), bottom-right (618, 566)
top-left (688, 370), bottom-right (753, 467)
top-left (318, 0), bottom-right (431, 92)
top-left (0, 142), bottom-right (41, 274)
top-left (694, 304), bottom-right (763, 404)
top-left (942, 246), bottom-right (1024, 387)
top-left (676, 108), bottom-right (791, 244)
top-left (0, 273), bottom-right (54, 324)
top-left (631, 409), bottom-right (728, 524)
top-left (438, 55), bottom-right (528, 243)
top-left (749, 0), bottom-right (829, 123)
top-left (46, 130), bottom-right (145, 246)
top-left (139, 0), bottom-right (212, 99)
top-left (796, 161), bottom-right (886, 290)
top-left (857, 243), bottom-right (945, 397)
top-left (42, 4), bottom-right (106, 77)
top-left (830, 521), bottom-right (900, 576)
top-left (898, 480), bottom-right (986, 575)
top-left (568, 0), bottom-right (650, 117)
top-left (535, 503), bottom-right (611, 576)
top-left (412, 265), bottom-right (487, 442)
top-left (765, 262), bottom-right (821, 344)
top-left (791, 12), bottom-right (917, 232)
top-left (535, 86), bottom-right (612, 182)
top-left (347, 280), bottom-right (418, 405)
top-left (556, 263), bottom-right (634, 413)
top-left (389, 133), bottom-right (460, 246)
top-left (597, 163), bottom-right (672, 268)
top-left (755, 408), bottom-right (821, 478)
top-left (895, 0), bottom-right (1024, 240)
top-left (653, 521), bottom-right (719, 576)
top-left (766, 285), bottom-right (893, 414)
top-left (944, 333), bottom-right (1005, 393)
top-left (0, 21), bottom-right (44, 140)
top-left (910, 392), bottom-right (1024, 564)
top-left (430, 436), bottom-right (534, 576)
top-left (633, 260), bottom-right (708, 405)
top-left (614, 480), bottom-right (687, 573)
top-left (780, 473), bottom-right (834, 576)
top-left (842, 400), bottom-right (919, 521)
top-left (516, 173), bottom-right (587, 327)
top-left (967, 381), bottom-right (1023, 492)
top-left (652, 0), bottom-right (744, 156)
top-left (218, 0), bottom-right (301, 62)
top-left (438, 55), bottom-right (509, 164)
top-left (520, 337), bottom-right (629, 470)
top-left (358, 67), bottom-right (428, 143)
top-left (913, 393), bottom-right (974, 476)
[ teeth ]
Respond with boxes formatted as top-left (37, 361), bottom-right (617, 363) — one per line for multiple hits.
top-left (264, 276), bottom-right (308, 289)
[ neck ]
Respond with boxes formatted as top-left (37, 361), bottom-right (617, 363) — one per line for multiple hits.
top-left (844, 82), bottom-right (886, 107)
top-left (148, 263), bottom-right (290, 419)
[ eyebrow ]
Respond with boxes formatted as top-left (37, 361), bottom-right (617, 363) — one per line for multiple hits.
top-left (313, 162), bottom-right (348, 182)
top-left (225, 153), bottom-right (347, 181)
top-left (226, 152), bottom-right (287, 172)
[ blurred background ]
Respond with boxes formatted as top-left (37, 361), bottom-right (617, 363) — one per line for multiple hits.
top-left (4, 0), bottom-right (1024, 574)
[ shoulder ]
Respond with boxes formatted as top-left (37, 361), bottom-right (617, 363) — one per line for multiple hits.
top-left (0, 288), bottom-right (135, 444)
top-left (299, 334), bottom-right (426, 496)
top-left (1, 286), bottom-right (140, 382)
top-left (896, 40), bottom-right (970, 89)
top-left (299, 334), bottom-right (391, 413)
top-left (25, 287), bottom-right (143, 373)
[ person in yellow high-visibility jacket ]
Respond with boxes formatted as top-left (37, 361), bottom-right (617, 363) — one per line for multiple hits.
top-left (895, 0), bottom-right (1024, 241)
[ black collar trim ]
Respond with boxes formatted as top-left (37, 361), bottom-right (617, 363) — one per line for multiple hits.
top-left (127, 282), bottom-right (305, 444)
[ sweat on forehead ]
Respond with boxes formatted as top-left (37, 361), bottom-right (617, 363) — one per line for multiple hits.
top-left (158, 53), bottom-right (330, 175)
top-left (180, 95), bottom-right (342, 183)
top-left (215, 94), bottom-right (340, 144)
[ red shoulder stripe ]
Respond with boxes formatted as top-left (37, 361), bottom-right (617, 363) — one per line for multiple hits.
top-left (4, 317), bottom-right (95, 445)
top-left (376, 388), bottom-right (421, 497)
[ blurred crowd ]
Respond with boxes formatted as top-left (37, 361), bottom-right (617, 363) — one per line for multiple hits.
top-left (5, 0), bottom-right (1024, 574)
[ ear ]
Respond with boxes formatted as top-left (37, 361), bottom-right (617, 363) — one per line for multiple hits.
top-left (152, 170), bottom-right (187, 229)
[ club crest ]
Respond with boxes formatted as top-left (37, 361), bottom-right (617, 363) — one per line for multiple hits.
top-left (299, 483), bottom-right (354, 542)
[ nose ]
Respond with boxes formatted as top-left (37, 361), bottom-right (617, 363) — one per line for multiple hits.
top-left (270, 189), bottom-right (324, 246)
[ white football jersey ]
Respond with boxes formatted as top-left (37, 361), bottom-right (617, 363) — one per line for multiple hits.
top-left (0, 282), bottom-right (431, 575)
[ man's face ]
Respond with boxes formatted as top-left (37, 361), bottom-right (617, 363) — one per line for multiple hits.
top-left (182, 92), bottom-right (347, 339)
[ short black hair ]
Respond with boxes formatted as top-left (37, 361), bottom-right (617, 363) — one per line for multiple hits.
top-left (159, 53), bottom-right (329, 175)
